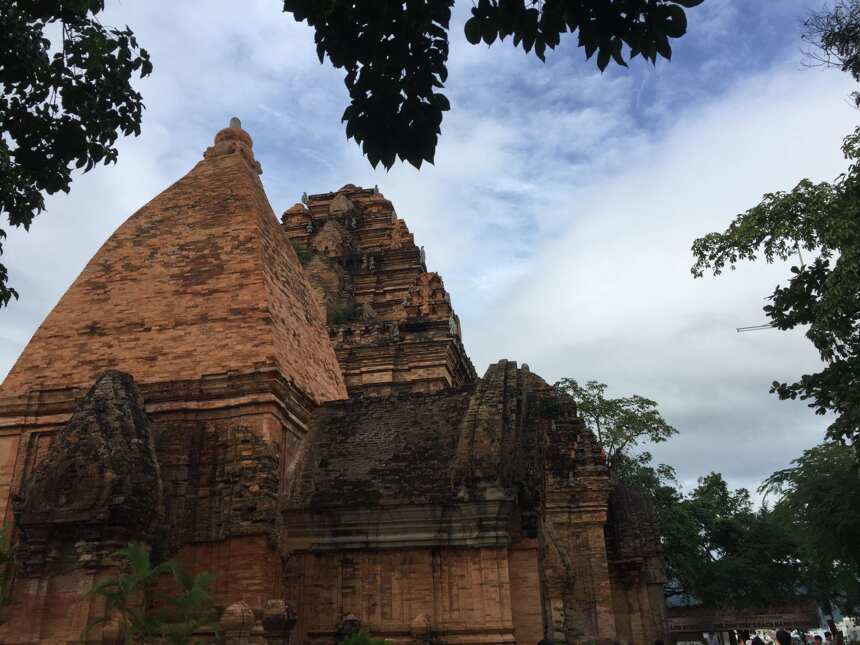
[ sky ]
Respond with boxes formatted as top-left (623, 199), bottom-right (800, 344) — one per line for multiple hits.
top-left (1, 0), bottom-right (857, 498)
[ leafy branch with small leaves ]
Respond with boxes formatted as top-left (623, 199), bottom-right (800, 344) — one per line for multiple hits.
top-left (692, 0), bottom-right (860, 453)
top-left (803, 0), bottom-right (860, 105)
top-left (554, 378), bottom-right (678, 473)
top-left (85, 543), bottom-right (220, 645)
top-left (0, 0), bottom-right (151, 308)
top-left (281, 0), bottom-right (703, 170)
top-left (761, 441), bottom-right (860, 614)
top-left (691, 128), bottom-right (860, 451)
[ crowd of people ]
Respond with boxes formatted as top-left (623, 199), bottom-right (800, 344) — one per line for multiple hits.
top-left (736, 629), bottom-right (843, 644)
top-left (654, 629), bottom-right (850, 644)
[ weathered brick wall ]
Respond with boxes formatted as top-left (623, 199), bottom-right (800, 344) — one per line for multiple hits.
top-left (257, 185), bottom-right (346, 402)
top-left (0, 368), bottom-right (312, 643)
top-left (0, 432), bottom-right (21, 523)
top-left (285, 547), bottom-right (517, 645)
top-left (610, 571), bottom-right (668, 645)
top-left (606, 484), bottom-right (669, 644)
top-left (0, 567), bottom-right (121, 645)
top-left (158, 420), bottom-right (280, 549)
top-left (542, 410), bottom-right (617, 644)
top-left (304, 254), bottom-right (353, 311)
top-left (2, 139), bottom-right (345, 404)
top-left (283, 361), bottom-right (627, 645)
top-left (171, 534), bottom-right (281, 610)
top-left (508, 538), bottom-right (545, 645)
top-left (283, 359), bottom-right (671, 645)
top-left (288, 386), bottom-right (474, 509)
top-left (283, 185), bottom-right (475, 397)
top-left (0, 372), bottom-right (161, 645)
top-left (451, 360), bottom-right (529, 494)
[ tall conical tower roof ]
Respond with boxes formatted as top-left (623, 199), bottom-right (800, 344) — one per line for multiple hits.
top-left (2, 119), bottom-right (346, 403)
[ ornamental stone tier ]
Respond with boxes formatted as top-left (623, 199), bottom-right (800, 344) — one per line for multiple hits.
top-left (281, 185), bottom-right (476, 397)
top-left (0, 120), bottom-right (667, 645)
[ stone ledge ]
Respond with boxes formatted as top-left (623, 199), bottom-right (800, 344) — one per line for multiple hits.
top-left (283, 500), bottom-right (517, 551)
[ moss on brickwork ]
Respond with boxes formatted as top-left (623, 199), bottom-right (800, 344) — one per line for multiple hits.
top-left (292, 385), bottom-right (475, 509)
top-left (290, 239), bottom-right (313, 265)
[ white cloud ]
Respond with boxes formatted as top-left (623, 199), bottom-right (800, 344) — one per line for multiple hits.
top-left (459, 64), bottom-right (856, 492)
top-left (0, 0), bottom-right (855, 498)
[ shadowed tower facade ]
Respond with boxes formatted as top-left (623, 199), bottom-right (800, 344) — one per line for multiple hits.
top-left (0, 120), bottom-right (666, 645)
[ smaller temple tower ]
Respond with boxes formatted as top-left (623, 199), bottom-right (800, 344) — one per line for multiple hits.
top-left (282, 186), bottom-right (476, 397)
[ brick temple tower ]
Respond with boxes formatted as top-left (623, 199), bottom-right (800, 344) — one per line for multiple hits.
top-left (281, 186), bottom-right (475, 396)
top-left (0, 120), bottom-right (666, 644)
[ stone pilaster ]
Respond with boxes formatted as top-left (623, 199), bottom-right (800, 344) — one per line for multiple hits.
top-left (541, 408), bottom-right (616, 644)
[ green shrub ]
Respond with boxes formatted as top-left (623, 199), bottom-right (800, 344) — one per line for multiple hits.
top-left (340, 630), bottom-right (391, 645)
top-left (291, 239), bottom-right (313, 265)
top-left (85, 543), bottom-right (220, 645)
top-left (328, 302), bottom-right (362, 325)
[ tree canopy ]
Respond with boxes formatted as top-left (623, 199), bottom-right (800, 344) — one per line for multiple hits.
top-left (0, 0), bottom-right (151, 307)
top-left (280, 0), bottom-right (704, 170)
top-left (665, 472), bottom-right (801, 609)
top-left (692, 0), bottom-right (860, 452)
top-left (621, 441), bottom-right (860, 615)
top-left (617, 451), bottom-right (804, 609)
top-left (762, 441), bottom-right (860, 614)
top-left (691, 128), bottom-right (860, 451)
top-left (555, 378), bottom-right (677, 472)
top-left (803, 0), bottom-right (860, 105)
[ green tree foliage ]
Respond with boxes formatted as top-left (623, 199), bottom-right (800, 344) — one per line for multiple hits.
top-left (762, 441), bottom-right (860, 614)
top-left (691, 127), bottom-right (860, 450)
top-left (633, 448), bottom-right (858, 613)
top-left (85, 543), bottom-right (219, 645)
top-left (693, 1), bottom-right (860, 452)
top-left (611, 453), bottom-right (803, 608)
top-left (613, 450), bottom-right (678, 497)
top-left (280, 0), bottom-right (703, 170)
top-left (340, 631), bottom-right (392, 645)
top-left (641, 469), bottom-right (799, 609)
top-left (803, 0), bottom-right (860, 105)
top-left (0, 0), bottom-right (151, 307)
top-left (290, 239), bottom-right (313, 265)
top-left (670, 473), bottom-right (800, 608)
top-left (554, 378), bottom-right (677, 472)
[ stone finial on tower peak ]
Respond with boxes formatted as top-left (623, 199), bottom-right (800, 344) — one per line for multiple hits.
top-left (203, 116), bottom-right (262, 175)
